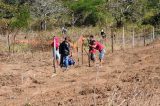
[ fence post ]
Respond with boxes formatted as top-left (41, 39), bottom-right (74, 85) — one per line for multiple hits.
top-left (132, 28), bottom-right (135, 48)
top-left (82, 40), bottom-right (84, 65)
top-left (122, 26), bottom-right (125, 48)
top-left (144, 35), bottom-right (146, 46)
top-left (53, 38), bottom-right (56, 73)
top-left (143, 29), bottom-right (146, 46)
top-left (77, 42), bottom-right (79, 66)
top-left (87, 40), bottom-right (91, 67)
top-left (111, 28), bottom-right (114, 53)
top-left (152, 27), bottom-right (155, 41)
top-left (88, 53), bottom-right (91, 67)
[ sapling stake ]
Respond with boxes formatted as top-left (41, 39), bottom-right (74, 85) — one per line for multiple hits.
top-left (52, 37), bottom-right (56, 75)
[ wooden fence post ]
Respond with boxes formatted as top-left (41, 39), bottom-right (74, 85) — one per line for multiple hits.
top-left (77, 42), bottom-right (79, 66)
top-left (88, 53), bottom-right (91, 67)
top-left (143, 29), bottom-right (146, 46)
top-left (132, 28), bottom-right (135, 48)
top-left (82, 40), bottom-right (84, 65)
top-left (153, 27), bottom-right (155, 41)
top-left (111, 28), bottom-right (114, 53)
top-left (87, 39), bottom-right (91, 67)
top-left (122, 26), bottom-right (125, 48)
top-left (53, 38), bottom-right (56, 73)
top-left (144, 35), bottom-right (146, 46)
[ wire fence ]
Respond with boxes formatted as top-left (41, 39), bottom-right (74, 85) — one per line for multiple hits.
top-left (73, 27), bottom-right (160, 66)
top-left (102, 27), bottom-right (160, 52)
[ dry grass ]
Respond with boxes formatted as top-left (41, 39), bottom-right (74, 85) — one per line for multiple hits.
top-left (0, 27), bottom-right (160, 106)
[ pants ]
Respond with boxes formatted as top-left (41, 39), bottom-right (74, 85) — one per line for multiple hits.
top-left (99, 49), bottom-right (105, 60)
top-left (63, 56), bottom-right (69, 68)
top-left (52, 48), bottom-right (60, 61)
top-left (90, 53), bottom-right (95, 62)
top-left (60, 55), bottom-right (69, 68)
top-left (60, 55), bottom-right (64, 67)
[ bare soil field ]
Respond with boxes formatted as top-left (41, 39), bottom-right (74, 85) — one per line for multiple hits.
top-left (0, 40), bottom-right (160, 106)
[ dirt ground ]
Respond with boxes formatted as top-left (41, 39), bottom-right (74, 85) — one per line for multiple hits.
top-left (0, 40), bottom-right (160, 106)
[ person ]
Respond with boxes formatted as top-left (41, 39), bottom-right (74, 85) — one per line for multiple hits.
top-left (51, 36), bottom-right (60, 67)
top-left (100, 29), bottom-right (108, 51)
top-left (59, 36), bottom-right (70, 69)
top-left (101, 29), bottom-right (106, 39)
top-left (88, 35), bottom-right (96, 63)
top-left (92, 40), bottom-right (105, 67)
top-left (68, 55), bottom-right (75, 66)
top-left (62, 26), bottom-right (67, 35)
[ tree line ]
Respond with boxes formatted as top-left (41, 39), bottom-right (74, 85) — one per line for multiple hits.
top-left (0, 0), bottom-right (160, 31)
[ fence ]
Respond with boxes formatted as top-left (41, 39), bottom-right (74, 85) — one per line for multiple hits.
top-left (0, 26), bottom-right (160, 65)
top-left (75, 27), bottom-right (160, 66)
top-left (102, 27), bottom-right (160, 52)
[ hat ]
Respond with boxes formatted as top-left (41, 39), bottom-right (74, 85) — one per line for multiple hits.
top-left (101, 29), bottom-right (104, 32)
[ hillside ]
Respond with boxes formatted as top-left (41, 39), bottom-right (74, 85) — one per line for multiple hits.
top-left (0, 40), bottom-right (160, 106)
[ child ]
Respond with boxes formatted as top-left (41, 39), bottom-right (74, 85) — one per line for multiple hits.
top-left (92, 40), bottom-right (105, 67)
top-left (88, 35), bottom-right (96, 63)
top-left (68, 56), bottom-right (75, 66)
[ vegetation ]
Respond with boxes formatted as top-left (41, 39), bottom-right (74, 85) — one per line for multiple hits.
top-left (0, 0), bottom-right (160, 30)
top-left (66, 0), bottom-right (106, 26)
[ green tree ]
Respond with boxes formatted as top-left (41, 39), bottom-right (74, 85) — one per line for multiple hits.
top-left (66, 0), bottom-right (106, 26)
top-left (0, 1), bottom-right (30, 52)
top-left (142, 0), bottom-right (160, 27)
top-left (105, 0), bottom-right (147, 28)
top-left (10, 4), bottom-right (30, 52)
top-left (30, 0), bottom-right (66, 30)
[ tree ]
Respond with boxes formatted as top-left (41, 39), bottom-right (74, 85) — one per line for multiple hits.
top-left (10, 4), bottom-right (30, 52)
top-left (66, 0), bottom-right (106, 26)
top-left (30, 0), bottom-right (66, 30)
top-left (0, 1), bottom-right (30, 52)
top-left (142, 0), bottom-right (160, 27)
top-left (105, 0), bottom-right (147, 28)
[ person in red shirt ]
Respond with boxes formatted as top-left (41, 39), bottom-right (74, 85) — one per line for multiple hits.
top-left (92, 40), bottom-right (105, 66)
top-left (51, 36), bottom-right (60, 67)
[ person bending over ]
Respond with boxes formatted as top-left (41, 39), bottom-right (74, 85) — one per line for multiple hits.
top-left (92, 40), bottom-right (105, 67)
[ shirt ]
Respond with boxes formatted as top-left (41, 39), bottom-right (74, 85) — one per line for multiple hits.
top-left (51, 36), bottom-right (59, 49)
top-left (95, 41), bottom-right (104, 52)
top-left (89, 40), bottom-right (96, 54)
